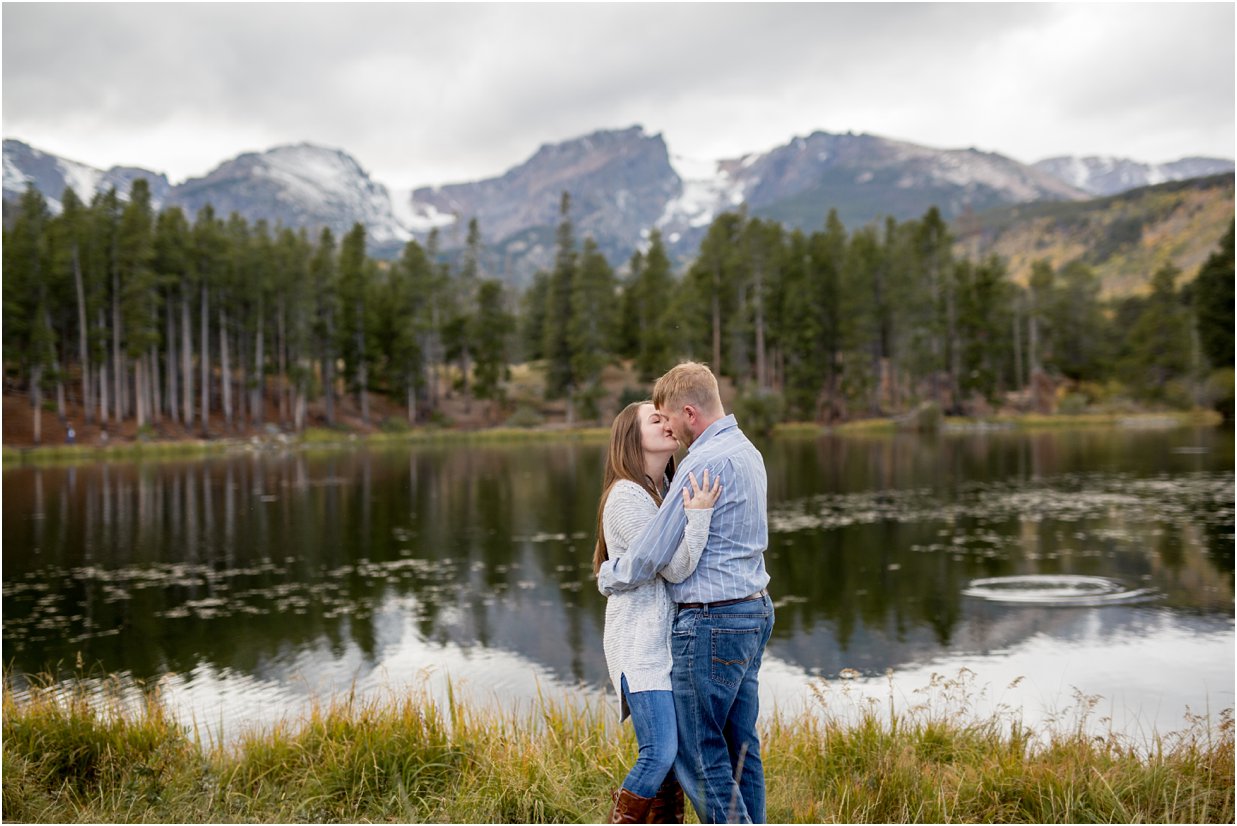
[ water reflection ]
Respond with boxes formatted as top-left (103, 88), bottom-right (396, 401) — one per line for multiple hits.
top-left (3, 427), bottom-right (1233, 739)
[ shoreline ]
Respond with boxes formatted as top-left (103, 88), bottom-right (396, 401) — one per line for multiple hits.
top-left (2, 409), bottom-right (1226, 467)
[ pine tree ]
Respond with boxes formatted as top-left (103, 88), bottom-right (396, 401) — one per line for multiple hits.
top-left (1194, 220), bottom-right (1234, 369)
top-left (1045, 261), bottom-right (1107, 381)
top-left (49, 187), bottom-right (94, 424)
top-left (543, 192), bottom-right (577, 403)
top-left (684, 212), bottom-right (745, 377)
top-left (838, 223), bottom-right (889, 414)
top-left (911, 207), bottom-right (957, 408)
top-left (1121, 264), bottom-right (1192, 400)
top-left (118, 179), bottom-right (159, 427)
top-left (569, 235), bottom-right (618, 418)
top-left (191, 205), bottom-right (226, 432)
top-left (470, 279), bottom-right (515, 417)
top-left (954, 255), bottom-right (1013, 401)
top-left (275, 227), bottom-right (314, 429)
top-left (520, 270), bottom-right (551, 362)
top-left (310, 228), bottom-right (339, 424)
top-left (152, 206), bottom-right (191, 425)
top-left (443, 217), bottom-right (483, 406)
top-left (387, 239), bottom-right (432, 423)
top-left (1026, 259), bottom-right (1054, 376)
top-left (615, 250), bottom-right (643, 363)
top-left (338, 223), bottom-right (371, 422)
top-left (3, 186), bottom-right (56, 443)
top-left (631, 231), bottom-right (675, 381)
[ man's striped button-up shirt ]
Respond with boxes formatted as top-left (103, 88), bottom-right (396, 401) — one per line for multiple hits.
top-left (598, 414), bottom-right (770, 603)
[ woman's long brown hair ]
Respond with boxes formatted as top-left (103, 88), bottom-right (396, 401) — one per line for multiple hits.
top-left (592, 400), bottom-right (676, 576)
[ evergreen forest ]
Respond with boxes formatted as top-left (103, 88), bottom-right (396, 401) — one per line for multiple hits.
top-left (4, 181), bottom-right (1234, 444)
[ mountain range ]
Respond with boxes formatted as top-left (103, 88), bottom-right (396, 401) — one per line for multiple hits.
top-left (4, 127), bottom-right (1232, 287)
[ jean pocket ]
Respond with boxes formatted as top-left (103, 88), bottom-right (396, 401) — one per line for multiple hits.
top-left (710, 627), bottom-right (760, 686)
top-left (672, 608), bottom-right (699, 637)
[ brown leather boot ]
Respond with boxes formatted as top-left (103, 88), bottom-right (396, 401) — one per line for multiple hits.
top-left (608, 788), bottom-right (655, 824)
top-left (646, 775), bottom-right (685, 823)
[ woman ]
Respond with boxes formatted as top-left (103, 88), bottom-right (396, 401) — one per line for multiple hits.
top-left (594, 400), bottom-right (721, 824)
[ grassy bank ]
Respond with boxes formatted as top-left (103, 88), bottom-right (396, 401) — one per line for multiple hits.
top-left (1, 425), bottom-right (613, 468)
top-left (3, 409), bottom-right (1225, 467)
top-left (823, 408), bottom-right (1224, 436)
top-left (4, 676), bottom-right (1232, 823)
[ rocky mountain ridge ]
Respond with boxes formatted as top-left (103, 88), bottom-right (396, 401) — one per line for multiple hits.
top-left (5, 129), bottom-right (1231, 287)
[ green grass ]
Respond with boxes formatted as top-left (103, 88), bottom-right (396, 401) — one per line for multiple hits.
top-left (2, 439), bottom-right (222, 466)
top-left (4, 673), bottom-right (1232, 823)
top-left (2, 408), bottom-right (1223, 468)
top-left (3, 426), bottom-right (613, 468)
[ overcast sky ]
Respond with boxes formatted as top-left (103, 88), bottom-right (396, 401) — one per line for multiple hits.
top-left (3, 2), bottom-right (1233, 189)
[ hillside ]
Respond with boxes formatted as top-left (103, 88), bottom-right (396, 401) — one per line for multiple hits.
top-left (956, 174), bottom-right (1235, 297)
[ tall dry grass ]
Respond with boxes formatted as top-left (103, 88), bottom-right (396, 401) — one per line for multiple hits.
top-left (4, 670), bottom-right (1232, 823)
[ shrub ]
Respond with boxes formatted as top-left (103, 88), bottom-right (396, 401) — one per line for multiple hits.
top-left (617, 386), bottom-right (648, 409)
top-left (506, 405), bottom-right (544, 429)
top-left (1057, 393), bottom-right (1089, 415)
top-left (732, 389), bottom-right (786, 436)
top-left (379, 417), bottom-right (411, 434)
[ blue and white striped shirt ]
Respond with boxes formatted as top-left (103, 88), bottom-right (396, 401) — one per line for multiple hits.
top-left (597, 414), bottom-right (770, 603)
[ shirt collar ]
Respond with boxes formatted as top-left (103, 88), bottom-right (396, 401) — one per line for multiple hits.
top-left (687, 414), bottom-right (737, 454)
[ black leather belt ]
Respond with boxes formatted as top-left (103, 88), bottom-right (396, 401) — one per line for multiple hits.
top-left (677, 589), bottom-right (768, 611)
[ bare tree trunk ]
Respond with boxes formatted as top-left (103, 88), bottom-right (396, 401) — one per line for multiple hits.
top-left (294, 384), bottom-right (306, 431)
top-left (32, 366), bottom-right (43, 446)
top-left (254, 310), bottom-right (265, 425)
top-left (323, 353), bottom-right (335, 424)
top-left (182, 291), bottom-right (193, 428)
top-left (753, 263), bottom-right (767, 390)
top-left (149, 347), bottom-right (161, 424)
top-left (253, 311), bottom-right (263, 422)
top-left (407, 380), bottom-right (415, 425)
top-left (1012, 298), bottom-right (1024, 391)
top-left (945, 274), bottom-right (961, 409)
top-left (112, 274), bottom-right (123, 424)
top-left (73, 243), bottom-right (92, 424)
top-left (323, 308), bottom-right (336, 425)
top-left (220, 307), bottom-right (232, 428)
top-left (235, 321), bottom-right (247, 425)
top-left (98, 308), bottom-right (109, 425)
top-left (1028, 291), bottom-right (1040, 375)
top-left (200, 283), bottom-right (210, 433)
top-left (134, 359), bottom-right (146, 428)
top-left (276, 299), bottom-right (288, 425)
top-left (166, 305), bottom-right (178, 423)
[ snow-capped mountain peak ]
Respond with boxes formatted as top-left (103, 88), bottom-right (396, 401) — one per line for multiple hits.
top-left (1032, 155), bottom-right (1233, 197)
top-left (657, 153), bottom-right (748, 241)
top-left (172, 142), bottom-right (410, 244)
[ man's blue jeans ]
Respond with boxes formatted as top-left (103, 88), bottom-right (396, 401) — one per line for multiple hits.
top-left (619, 675), bottom-right (678, 798)
top-left (670, 593), bottom-right (775, 823)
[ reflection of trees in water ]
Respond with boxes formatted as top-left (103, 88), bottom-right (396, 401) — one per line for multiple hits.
top-left (2, 428), bottom-right (1233, 688)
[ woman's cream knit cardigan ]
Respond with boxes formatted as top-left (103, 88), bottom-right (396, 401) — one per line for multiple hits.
top-left (601, 479), bottom-right (712, 720)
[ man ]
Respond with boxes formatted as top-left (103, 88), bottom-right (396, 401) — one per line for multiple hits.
top-left (598, 362), bottom-right (773, 824)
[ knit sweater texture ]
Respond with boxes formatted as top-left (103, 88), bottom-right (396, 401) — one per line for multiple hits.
top-left (601, 479), bottom-right (712, 720)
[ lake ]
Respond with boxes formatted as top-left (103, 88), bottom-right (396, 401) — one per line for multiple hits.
top-left (4, 425), bottom-right (1233, 745)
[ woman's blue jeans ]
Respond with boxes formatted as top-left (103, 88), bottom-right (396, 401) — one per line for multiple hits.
top-left (619, 675), bottom-right (678, 798)
top-left (670, 593), bottom-right (775, 824)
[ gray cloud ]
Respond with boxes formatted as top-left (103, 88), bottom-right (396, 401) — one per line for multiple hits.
top-left (3, 3), bottom-right (1232, 187)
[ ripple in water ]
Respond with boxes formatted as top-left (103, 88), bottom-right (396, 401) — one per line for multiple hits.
top-left (962, 575), bottom-right (1159, 606)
